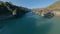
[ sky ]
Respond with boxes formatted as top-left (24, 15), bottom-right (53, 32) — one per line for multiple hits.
top-left (0, 0), bottom-right (58, 9)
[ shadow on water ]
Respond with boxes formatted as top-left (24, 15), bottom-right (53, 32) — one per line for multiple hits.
top-left (0, 12), bottom-right (53, 34)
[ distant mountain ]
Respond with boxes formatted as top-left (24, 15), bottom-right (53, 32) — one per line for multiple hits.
top-left (33, 1), bottom-right (60, 10)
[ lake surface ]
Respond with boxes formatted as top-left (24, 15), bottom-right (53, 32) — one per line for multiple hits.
top-left (0, 12), bottom-right (60, 34)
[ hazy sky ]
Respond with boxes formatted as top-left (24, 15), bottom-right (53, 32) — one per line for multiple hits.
top-left (1, 0), bottom-right (58, 9)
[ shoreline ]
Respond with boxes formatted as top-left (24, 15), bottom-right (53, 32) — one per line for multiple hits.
top-left (55, 11), bottom-right (60, 16)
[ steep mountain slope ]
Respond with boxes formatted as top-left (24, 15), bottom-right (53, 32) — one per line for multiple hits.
top-left (0, 1), bottom-right (30, 16)
top-left (46, 1), bottom-right (60, 10)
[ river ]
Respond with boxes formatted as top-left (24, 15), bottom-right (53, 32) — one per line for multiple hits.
top-left (0, 12), bottom-right (60, 34)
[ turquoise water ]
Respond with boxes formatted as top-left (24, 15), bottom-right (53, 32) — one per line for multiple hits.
top-left (0, 12), bottom-right (60, 34)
